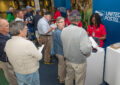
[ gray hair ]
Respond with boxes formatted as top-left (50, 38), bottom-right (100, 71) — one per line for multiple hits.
top-left (9, 7), bottom-right (14, 11)
top-left (9, 21), bottom-right (26, 36)
top-left (56, 16), bottom-right (64, 23)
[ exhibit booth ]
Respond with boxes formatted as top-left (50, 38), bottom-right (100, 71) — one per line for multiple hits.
top-left (93, 0), bottom-right (120, 85)
top-left (0, 0), bottom-right (53, 18)
top-left (0, 0), bottom-right (120, 85)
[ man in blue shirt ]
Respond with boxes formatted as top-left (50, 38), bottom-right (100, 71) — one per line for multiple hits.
top-left (52, 16), bottom-right (66, 83)
top-left (0, 19), bottom-right (17, 85)
top-left (24, 6), bottom-right (35, 41)
top-left (37, 12), bottom-right (55, 64)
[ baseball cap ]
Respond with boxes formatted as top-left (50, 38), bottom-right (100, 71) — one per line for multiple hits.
top-left (69, 10), bottom-right (81, 22)
top-left (70, 10), bottom-right (80, 16)
top-left (26, 6), bottom-right (32, 9)
top-left (44, 11), bottom-right (52, 16)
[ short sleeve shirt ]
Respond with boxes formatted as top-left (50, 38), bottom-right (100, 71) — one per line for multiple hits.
top-left (87, 24), bottom-right (106, 47)
top-left (37, 17), bottom-right (52, 35)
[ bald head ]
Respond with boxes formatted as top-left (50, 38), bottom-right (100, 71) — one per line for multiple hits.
top-left (9, 7), bottom-right (14, 13)
top-left (0, 19), bottom-right (8, 27)
top-left (0, 19), bottom-right (9, 35)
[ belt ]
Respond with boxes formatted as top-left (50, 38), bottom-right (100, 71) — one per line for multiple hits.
top-left (40, 34), bottom-right (52, 36)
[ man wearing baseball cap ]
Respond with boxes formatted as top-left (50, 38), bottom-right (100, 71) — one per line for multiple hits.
top-left (37, 11), bottom-right (55, 64)
top-left (24, 6), bottom-right (35, 40)
top-left (61, 10), bottom-right (92, 85)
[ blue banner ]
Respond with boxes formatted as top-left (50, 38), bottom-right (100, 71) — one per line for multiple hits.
top-left (54, 0), bottom-right (71, 9)
top-left (54, 0), bottom-right (71, 17)
top-left (54, 0), bottom-right (65, 8)
top-left (93, 0), bottom-right (120, 47)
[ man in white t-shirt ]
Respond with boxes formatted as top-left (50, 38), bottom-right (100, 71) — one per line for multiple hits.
top-left (15, 10), bottom-right (24, 22)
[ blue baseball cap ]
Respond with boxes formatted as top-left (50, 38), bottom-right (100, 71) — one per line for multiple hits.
top-left (26, 6), bottom-right (32, 9)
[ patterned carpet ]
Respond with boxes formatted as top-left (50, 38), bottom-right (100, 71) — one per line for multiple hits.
top-left (0, 57), bottom-right (64, 85)
top-left (0, 69), bottom-right (9, 85)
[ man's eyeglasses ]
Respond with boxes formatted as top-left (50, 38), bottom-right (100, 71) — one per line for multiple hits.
top-left (58, 21), bottom-right (65, 23)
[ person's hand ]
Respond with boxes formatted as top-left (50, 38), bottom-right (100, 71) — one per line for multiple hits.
top-left (28, 21), bottom-right (32, 24)
top-left (51, 27), bottom-right (56, 30)
top-left (98, 37), bottom-right (101, 40)
top-left (37, 38), bottom-right (40, 42)
top-left (46, 27), bottom-right (56, 35)
top-left (98, 37), bottom-right (103, 40)
top-left (25, 21), bottom-right (28, 24)
top-left (50, 24), bottom-right (57, 30)
top-left (98, 35), bottom-right (106, 40)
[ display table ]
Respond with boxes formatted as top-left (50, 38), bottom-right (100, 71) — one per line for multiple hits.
top-left (105, 47), bottom-right (120, 85)
top-left (85, 47), bottom-right (104, 85)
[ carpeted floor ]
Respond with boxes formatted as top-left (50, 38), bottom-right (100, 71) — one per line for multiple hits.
top-left (39, 57), bottom-right (64, 85)
top-left (0, 69), bottom-right (9, 85)
top-left (0, 57), bottom-right (64, 85)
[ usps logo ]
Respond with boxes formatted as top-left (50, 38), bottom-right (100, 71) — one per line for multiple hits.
top-left (95, 10), bottom-right (120, 23)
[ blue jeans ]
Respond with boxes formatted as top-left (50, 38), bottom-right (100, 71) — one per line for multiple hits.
top-left (15, 70), bottom-right (40, 85)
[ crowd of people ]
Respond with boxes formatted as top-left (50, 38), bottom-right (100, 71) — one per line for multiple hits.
top-left (0, 5), bottom-right (106, 85)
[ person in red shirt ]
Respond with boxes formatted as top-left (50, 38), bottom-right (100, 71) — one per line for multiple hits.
top-left (87, 13), bottom-right (106, 47)
top-left (53, 8), bottom-right (61, 23)
top-left (65, 10), bottom-right (71, 26)
top-left (78, 21), bottom-right (82, 27)
top-left (65, 9), bottom-right (82, 27)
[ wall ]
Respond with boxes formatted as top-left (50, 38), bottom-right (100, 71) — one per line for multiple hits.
top-left (54, 0), bottom-right (71, 17)
top-left (93, 0), bottom-right (120, 47)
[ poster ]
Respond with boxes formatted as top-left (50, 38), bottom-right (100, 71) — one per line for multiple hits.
top-left (93, 0), bottom-right (120, 47)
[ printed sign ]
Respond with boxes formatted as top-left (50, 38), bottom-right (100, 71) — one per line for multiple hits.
top-left (93, 0), bottom-right (120, 47)
top-left (95, 10), bottom-right (120, 23)
top-left (34, 0), bottom-right (40, 10)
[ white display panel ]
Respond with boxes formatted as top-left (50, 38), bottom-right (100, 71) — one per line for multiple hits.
top-left (105, 47), bottom-right (120, 85)
top-left (85, 47), bottom-right (104, 85)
